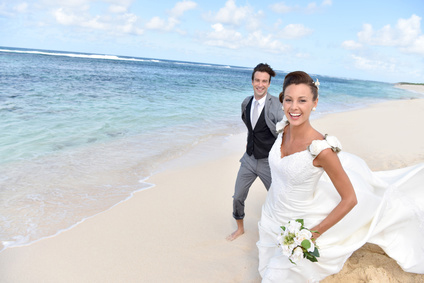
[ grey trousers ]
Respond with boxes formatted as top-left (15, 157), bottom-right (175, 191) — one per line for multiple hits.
top-left (232, 152), bottom-right (271, 220)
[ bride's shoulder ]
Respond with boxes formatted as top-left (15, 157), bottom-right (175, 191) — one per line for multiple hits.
top-left (308, 134), bottom-right (342, 157)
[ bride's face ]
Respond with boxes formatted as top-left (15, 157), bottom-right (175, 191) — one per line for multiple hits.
top-left (282, 83), bottom-right (318, 126)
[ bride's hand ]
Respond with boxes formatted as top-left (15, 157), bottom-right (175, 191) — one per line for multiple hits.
top-left (310, 226), bottom-right (321, 242)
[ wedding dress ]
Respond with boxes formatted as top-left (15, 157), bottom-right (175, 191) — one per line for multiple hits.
top-left (257, 132), bottom-right (424, 282)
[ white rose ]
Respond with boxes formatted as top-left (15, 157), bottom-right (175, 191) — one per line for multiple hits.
top-left (308, 140), bottom-right (321, 157)
top-left (276, 117), bottom-right (288, 133)
top-left (289, 246), bottom-right (304, 263)
top-left (280, 243), bottom-right (292, 257)
top-left (325, 135), bottom-right (342, 153)
top-left (287, 220), bottom-right (302, 233)
top-left (295, 229), bottom-right (312, 246)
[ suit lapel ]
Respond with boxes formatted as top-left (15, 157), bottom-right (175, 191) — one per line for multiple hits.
top-left (263, 93), bottom-right (271, 116)
top-left (246, 97), bottom-right (253, 131)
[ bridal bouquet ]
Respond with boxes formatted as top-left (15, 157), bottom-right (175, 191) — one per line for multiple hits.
top-left (277, 219), bottom-right (320, 264)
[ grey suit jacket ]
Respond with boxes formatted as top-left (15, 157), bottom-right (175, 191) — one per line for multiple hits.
top-left (241, 93), bottom-right (284, 138)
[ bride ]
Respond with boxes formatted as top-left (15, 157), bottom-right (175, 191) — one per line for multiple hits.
top-left (256, 71), bottom-right (424, 282)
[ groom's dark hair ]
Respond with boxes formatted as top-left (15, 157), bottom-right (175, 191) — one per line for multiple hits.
top-left (252, 63), bottom-right (276, 82)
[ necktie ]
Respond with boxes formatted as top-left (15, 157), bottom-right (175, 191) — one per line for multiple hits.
top-left (252, 100), bottom-right (259, 129)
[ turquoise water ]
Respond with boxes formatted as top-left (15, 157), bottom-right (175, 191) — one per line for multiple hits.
top-left (0, 46), bottom-right (422, 251)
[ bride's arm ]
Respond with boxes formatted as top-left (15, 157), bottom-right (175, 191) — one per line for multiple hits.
top-left (311, 149), bottom-right (357, 239)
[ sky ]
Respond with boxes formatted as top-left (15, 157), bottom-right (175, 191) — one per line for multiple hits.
top-left (0, 0), bottom-right (423, 83)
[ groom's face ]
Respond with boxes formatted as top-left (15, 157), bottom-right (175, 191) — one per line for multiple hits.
top-left (252, 71), bottom-right (271, 100)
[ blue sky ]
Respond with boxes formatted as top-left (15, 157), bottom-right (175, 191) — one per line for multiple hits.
top-left (0, 0), bottom-right (423, 83)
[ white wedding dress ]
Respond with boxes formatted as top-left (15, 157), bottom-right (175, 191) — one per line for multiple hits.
top-left (257, 132), bottom-right (424, 282)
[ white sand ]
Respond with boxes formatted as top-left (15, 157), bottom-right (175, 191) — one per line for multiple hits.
top-left (1, 98), bottom-right (424, 283)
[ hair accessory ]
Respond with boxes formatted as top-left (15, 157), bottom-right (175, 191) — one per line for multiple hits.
top-left (313, 78), bottom-right (320, 90)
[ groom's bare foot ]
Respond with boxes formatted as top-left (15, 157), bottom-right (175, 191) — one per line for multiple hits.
top-left (226, 219), bottom-right (245, 241)
top-left (226, 228), bottom-right (244, 241)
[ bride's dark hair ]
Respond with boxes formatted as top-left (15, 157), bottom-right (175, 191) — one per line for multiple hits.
top-left (279, 71), bottom-right (319, 103)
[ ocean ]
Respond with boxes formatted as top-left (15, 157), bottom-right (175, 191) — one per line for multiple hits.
top-left (1, 46), bottom-right (422, 252)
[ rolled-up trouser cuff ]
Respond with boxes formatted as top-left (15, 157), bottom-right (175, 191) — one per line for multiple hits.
top-left (233, 212), bottom-right (244, 220)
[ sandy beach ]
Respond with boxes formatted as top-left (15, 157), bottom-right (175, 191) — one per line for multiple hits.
top-left (1, 86), bottom-right (424, 282)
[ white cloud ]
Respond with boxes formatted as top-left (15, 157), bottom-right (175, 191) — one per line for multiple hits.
top-left (344, 15), bottom-right (424, 79)
top-left (341, 40), bottom-right (362, 50)
top-left (4, 0), bottom-right (193, 37)
top-left (269, 3), bottom-right (292, 14)
top-left (271, 1), bottom-right (331, 14)
top-left (54, 8), bottom-right (105, 29)
top-left (117, 13), bottom-right (144, 35)
top-left (53, 7), bottom-right (143, 35)
top-left (41, 0), bottom-right (90, 10)
top-left (0, 3), bottom-right (7, 15)
top-left (53, 8), bottom-right (80, 26)
top-left (357, 14), bottom-right (424, 56)
top-left (44, 0), bottom-right (132, 10)
top-left (51, 0), bottom-right (197, 35)
top-left (169, 0), bottom-right (197, 18)
top-left (245, 30), bottom-right (290, 53)
top-left (402, 35), bottom-right (424, 55)
top-left (203, 23), bottom-right (290, 53)
top-left (348, 52), bottom-right (424, 82)
top-left (277, 23), bottom-right (313, 39)
top-left (245, 10), bottom-right (264, 31)
top-left (306, 2), bottom-right (318, 13)
top-left (145, 0), bottom-right (197, 32)
top-left (0, 2), bottom-right (29, 16)
top-left (206, 0), bottom-right (258, 27)
top-left (83, 16), bottom-right (106, 30)
top-left (13, 2), bottom-right (28, 13)
top-left (108, 5), bottom-right (127, 14)
top-left (203, 23), bottom-right (243, 49)
top-left (202, 1), bottom-right (291, 53)
top-left (104, 0), bottom-right (133, 7)
top-left (351, 54), bottom-right (396, 72)
top-left (145, 16), bottom-right (170, 30)
top-left (295, 52), bottom-right (310, 59)
top-left (322, 0), bottom-right (332, 6)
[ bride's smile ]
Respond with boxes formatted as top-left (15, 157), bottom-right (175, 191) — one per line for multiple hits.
top-left (289, 112), bottom-right (301, 119)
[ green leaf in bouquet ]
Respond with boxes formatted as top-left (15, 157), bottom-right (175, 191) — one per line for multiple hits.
top-left (301, 239), bottom-right (311, 250)
top-left (311, 247), bottom-right (320, 258)
top-left (304, 252), bottom-right (317, 262)
top-left (308, 255), bottom-right (318, 262)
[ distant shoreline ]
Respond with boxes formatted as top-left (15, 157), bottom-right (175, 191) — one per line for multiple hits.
top-left (394, 83), bottom-right (424, 94)
top-left (397, 82), bottom-right (424, 85)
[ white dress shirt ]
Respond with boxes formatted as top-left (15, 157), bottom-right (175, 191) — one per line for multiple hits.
top-left (250, 96), bottom-right (266, 127)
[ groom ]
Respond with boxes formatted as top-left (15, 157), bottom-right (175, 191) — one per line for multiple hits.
top-left (227, 63), bottom-right (284, 241)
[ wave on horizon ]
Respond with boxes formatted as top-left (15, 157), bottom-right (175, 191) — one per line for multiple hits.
top-left (0, 47), bottom-right (242, 70)
top-left (0, 48), bottom-right (154, 63)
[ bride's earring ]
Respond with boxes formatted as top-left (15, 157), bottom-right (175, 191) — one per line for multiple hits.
top-left (312, 107), bottom-right (316, 111)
